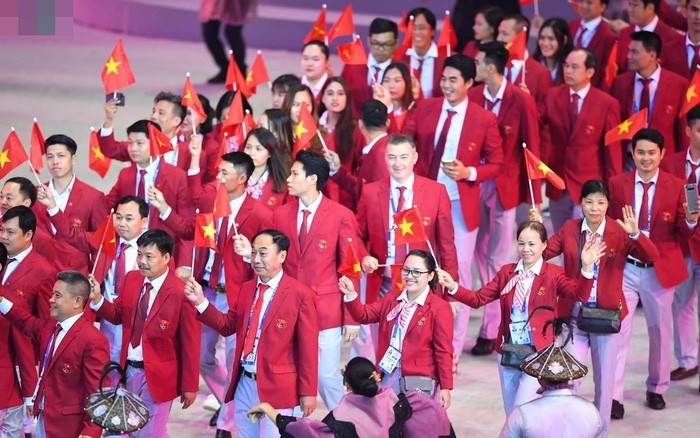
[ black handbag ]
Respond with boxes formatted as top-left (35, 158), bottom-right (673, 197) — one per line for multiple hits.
top-left (500, 305), bottom-right (554, 369)
top-left (576, 305), bottom-right (621, 334)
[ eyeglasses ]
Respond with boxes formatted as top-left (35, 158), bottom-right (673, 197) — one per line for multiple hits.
top-left (369, 40), bottom-right (396, 50)
top-left (401, 268), bottom-right (431, 278)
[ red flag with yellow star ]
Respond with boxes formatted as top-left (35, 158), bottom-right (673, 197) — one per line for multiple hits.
top-left (292, 103), bottom-right (318, 156)
top-left (147, 122), bottom-right (174, 157)
top-left (506, 29), bottom-right (527, 63)
top-left (234, 112), bottom-right (256, 145)
top-left (523, 148), bottom-right (565, 191)
top-left (221, 91), bottom-right (244, 140)
top-left (327, 4), bottom-right (355, 43)
top-left (30, 119), bottom-right (45, 172)
top-left (393, 15), bottom-right (414, 61)
top-left (89, 128), bottom-right (112, 178)
top-left (0, 130), bottom-right (29, 179)
top-left (338, 241), bottom-right (362, 279)
top-left (304, 4), bottom-right (327, 44)
top-left (246, 51), bottom-right (270, 94)
top-left (101, 39), bottom-right (136, 93)
top-left (568, 0), bottom-right (582, 15)
top-left (605, 108), bottom-right (648, 145)
top-left (226, 54), bottom-right (252, 98)
top-left (680, 70), bottom-right (700, 118)
top-left (437, 11), bottom-right (458, 57)
top-left (604, 42), bottom-right (618, 89)
top-left (390, 264), bottom-right (404, 291)
top-left (181, 75), bottom-right (207, 121)
top-left (337, 37), bottom-right (368, 65)
top-left (195, 213), bottom-right (218, 251)
top-left (213, 183), bottom-right (232, 220)
top-left (89, 212), bottom-right (117, 260)
top-left (393, 207), bottom-right (428, 245)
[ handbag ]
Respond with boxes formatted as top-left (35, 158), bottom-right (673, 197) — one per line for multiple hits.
top-left (400, 375), bottom-right (437, 398)
top-left (85, 361), bottom-right (150, 433)
top-left (499, 305), bottom-right (554, 369)
top-left (576, 305), bottom-right (621, 334)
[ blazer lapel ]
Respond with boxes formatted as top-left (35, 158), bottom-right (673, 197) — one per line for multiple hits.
top-left (146, 280), bottom-right (170, 327)
top-left (261, 282), bottom-right (288, 333)
top-left (47, 318), bottom-right (82, 371)
top-left (379, 181), bottom-right (391, 233)
top-left (406, 297), bottom-right (429, 335)
top-left (301, 197), bottom-right (328, 254)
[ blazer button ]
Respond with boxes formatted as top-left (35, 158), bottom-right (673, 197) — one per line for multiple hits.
top-left (531, 327), bottom-right (536, 331)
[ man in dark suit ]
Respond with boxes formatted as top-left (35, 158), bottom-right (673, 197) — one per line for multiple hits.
top-left (0, 270), bottom-right (109, 438)
top-left (608, 128), bottom-right (699, 414)
top-left (569, 0), bottom-right (618, 89)
top-left (185, 229), bottom-right (318, 438)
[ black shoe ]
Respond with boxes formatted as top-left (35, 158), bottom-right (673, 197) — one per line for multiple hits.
top-left (471, 337), bottom-right (496, 356)
top-left (207, 71), bottom-right (227, 84)
top-left (209, 408), bottom-right (220, 427)
top-left (646, 391), bottom-right (666, 410)
top-left (611, 399), bottom-right (625, 419)
top-left (25, 434), bottom-right (31, 438)
top-left (670, 366), bottom-right (698, 381)
top-left (215, 430), bottom-right (232, 438)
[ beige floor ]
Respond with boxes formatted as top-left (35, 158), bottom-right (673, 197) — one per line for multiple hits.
top-left (1, 24), bottom-right (699, 437)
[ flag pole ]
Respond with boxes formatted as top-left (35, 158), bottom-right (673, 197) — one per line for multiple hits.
top-left (191, 208), bottom-right (199, 272)
top-left (12, 126), bottom-right (42, 186)
top-left (186, 72), bottom-right (198, 136)
top-left (426, 239), bottom-right (440, 269)
top-left (534, 0), bottom-right (540, 18)
top-left (316, 131), bottom-right (331, 154)
top-left (243, 110), bottom-right (250, 139)
top-left (521, 27), bottom-right (527, 85)
top-left (523, 143), bottom-right (537, 209)
top-left (91, 210), bottom-right (114, 276)
top-left (445, 11), bottom-right (451, 57)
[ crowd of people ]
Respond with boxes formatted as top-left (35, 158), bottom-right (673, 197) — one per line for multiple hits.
top-left (2, 1), bottom-right (700, 437)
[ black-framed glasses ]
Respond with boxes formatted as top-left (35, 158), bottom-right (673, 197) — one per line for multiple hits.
top-left (369, 40), bottom-right (396, 50)
top-left (401, 268), bottom-right (430, 278)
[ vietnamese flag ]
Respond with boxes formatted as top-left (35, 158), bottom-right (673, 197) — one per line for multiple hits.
top-left (390, 264), bottom-right (404, 290)
top-left (437, 11), bottom-right (458, 57)
top-left (29, 119), bottom-right (45, 172)
top-left (568, 1), bottom-right (582, 15)
top-left (604, 42), bottom-right (618, 89)
top-left (506, 29), bottom-right (527, 63)
top-left (523, 148), bottom-right (565, 191)
top-left (393, 15), bottom-right (414, 61)
top-left (393, 207), bottom-right (429, 245)
top-left (226, 53), bottom-right (252, 98)
top-left (245, 51), bottom-right (270, 94)
top-left (337, 240), bottom-right (362, 279)
top-left (89, 212), bottom-right (117, 260)
top-left (292, 102), bottom-right (318, 156)
top-left (147, 123), bottom-right (174, 156)
top-left (101, 39), bottom-right (136, 94)
top-left (195, 213), bottom-right (218, 251)
top-left (89, 128), bottom-right (112, 178)
top-left (337, 37), bottom-right (368, 65)
top-left (182, 75), bottom-right (207, 121)
top-left (221, 91), bottom-right (245, 140)
top-left (605, 108), bottom-right (648, 145)
top-left (680, 70), bottom-right (700, 118)
top-left (213, 183), bottom-right (232, 220)
top-left (0, 129), bottom-right (29, 179)
top-left (327, 4), bottom-right (355, 43)
top-left (234, 112), bottom-right (256, 146)
top-left (397, 12), bottom-right (408, 34)
top-left (304, 4), bottom-right (327, 44)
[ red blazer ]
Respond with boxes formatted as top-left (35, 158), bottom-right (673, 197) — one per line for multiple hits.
top-left (198, 274), bottom-right (318, 408)
top-left (272, 196), bottom-right (368, 330)
top-left (5, 307), bottom-right (108, 438)
top-left (0, 289), bottom-right (37, 409)
top-left (510, 57), bottom-right (553, 115)
top-left (341, 63), bottom-right (373, 117)
top-left (2, 250), bottom-right (55, 320)
top-left (403, 98), bottom-right (504, 230)
top-left (345, 289), bottom-right (454, 389)
top-left (461, 40), bottom-right (479, 58)
top-left (542, 85), bottom-right (623, 202)
top-left (610, 69), bottom-right (688, 155)
top-left (608, 170), bottom-right (693, 288)
top-left (400, 54), bottom-right (445, 99)
top-left (569, 19), bottom-right (617, 89)
top-left (616, 21), bottom-right (688, 79)
top-left (95, 270), bottom-right (201, 403)
top-left (105, 161), bottom-right (195, 268)
top-left (331, 134), bottom-right (391, 207)
top-left (659, 0), bottom-right (688, 32)
top-left (255, 178), bottom-right (289, 210)
top-left (452, 262), bottom-right (594, 352)
top-left (660, 150), bottom-right (700, 262)
top-left (469, 81), bottom-right (543, 209)
top-left (544, 218), bottom-right (659, 320)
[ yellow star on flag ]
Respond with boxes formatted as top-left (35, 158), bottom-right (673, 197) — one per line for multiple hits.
top-left (537, 162), bottom-right (553, 175)
top-left (353, 262), bottom-right (361, 274)
top-left (183, 91), bottom-right (193, 103)
top-left (109, 237), bottom-right (116, 244)
top-left (0, 150), bottom-right (10, 168)
top-left (687, 84), bottom-right (698, 103)
top-left (157, 138), bottom-right (167, 149)
top-left (617, 118), bottom-right (633, 134)
top-left (314, 26), bottom-right (325, 35)
top-left (342, 49), bottom-right (350, 59)
top-left (92, 146), bottom-right (106, 161)
top-left (201, 221), bottom-right (216, 240)
top-left (398, 217), bottom-right (415, 236)
top-left (295, 121), bottom-right (308, 140)
top-left (396, 281), bottom-right (404, 289)
top-left (246, 70), bottom-right (254, 84)
top-left (104, 57), bottom-right (121, 75)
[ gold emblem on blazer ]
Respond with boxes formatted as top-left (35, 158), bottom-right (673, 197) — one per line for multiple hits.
top-left (318, 239), bottom-right (327, 249)
top-left (276, 319), bottom-right (287, 329)
top-left (504, 125), bottom-right (513, 136)
top-left (662, 211), bottom-right (671, 222)
top-left (267, 197), bottom-right (276, 206)
top-left (585, 125), bottom-right (595, 134)
top-left (159, 319), bottom-right (171, 330)
top-left (62, 363), bottom-right (74, 374)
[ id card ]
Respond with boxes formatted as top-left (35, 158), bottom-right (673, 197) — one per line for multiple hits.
top-left (509, 320), bottom-right (532, 345)
top-left (378, 345), bottom-right (401, 375)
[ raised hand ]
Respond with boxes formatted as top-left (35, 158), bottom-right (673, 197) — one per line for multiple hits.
top-left (580, 239), bottom-right (607, 272)
top-left (615, 205), bottom-right (639, 236)
top-left (183, 277), bottom-right (205, 306)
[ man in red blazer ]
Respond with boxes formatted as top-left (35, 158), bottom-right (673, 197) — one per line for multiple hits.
top-left (0, 271), bottom-right (109, 438)
top-left (400, 7), bottom-right (445, 99)
top-left (570, 0), bottom-right (618, 89)
top-left (608, 128), bottom-right (699, 412)
top-left (542, 48), bottom-right (623, 232)
top-left (610, 31), bottom-right (688, 163)
top-left (104, 120), bottom-right (196, 279)
top-left (89, 229), bottom-right (201, 437)
top-left (660, 105), bottom-right (700, 383)
top-left (616, 0), bottom-right (688, 78)
top-left (467, 41), bottom-right (543, 356)
top-left (678, 0), bottom-right (700, 79)
top-left (185, 229), bottom-right (318, 438)
top-left (341, 18), bottom-right (398, 117)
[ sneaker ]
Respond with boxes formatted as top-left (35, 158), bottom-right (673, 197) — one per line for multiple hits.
top-left (203, 394), bottom-right (221, 412)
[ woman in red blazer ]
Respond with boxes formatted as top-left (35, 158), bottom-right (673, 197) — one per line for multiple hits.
top-left (533, 18), bottom-right (574, 86)
top-left (375, 63), bottom-right (417, 134)
top-left (339, 250), bottom-right (454, 410)
top-left (462, 5), bottom-right (504, 58)
top-left (242, 127), bottom-right (290, 209)
top-left (436, 220), bottom-right (604, 415)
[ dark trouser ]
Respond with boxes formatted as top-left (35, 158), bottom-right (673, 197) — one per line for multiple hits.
top-left (201, 20), bottom-right (246, 74)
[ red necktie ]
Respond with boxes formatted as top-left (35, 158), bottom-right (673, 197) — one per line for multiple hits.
top-left (429, 109), bottom-right (456, 179)
top-left (137, 169), bottom-right (147, 199)
top-left (639, 78), bottom-right (651, 112)
top-left (688, 161), bottom-right (699, 184)
top-left (395, 186), bottom-right (408, 263)
top-left (575, 26), bottom-right (587, 47)
top-left (570, 93), bottom-right (580, 129)
top-left (33, 323), bottom-right (62, 415)
top-left (638, 181), bottom-right (653, 231)
top-left (0, 257), bottom-right (17, 284)
top-left (242, 283), bottom-right (270, 359)
top-left (372, 66), bottom-right (381, 83)
top-left (129, 283), bottom-right (152, 348)
top-left (691, 44), bottom-right (700, 77)
top-left (209, 216), bottom-right (229, 288)
top-left (114, 242), bottom-right (130, 295)
top-left (298, 210), bottom-right (311, 249)
top-left (485, 98), bottom-right (500, 113)
top-left (416, 58), bottom-right (424, 82)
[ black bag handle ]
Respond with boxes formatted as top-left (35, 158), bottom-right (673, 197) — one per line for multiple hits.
top-left (542, 317), bottom-right (574, 347)
top-left (98, 361), bottom-right (126, 395)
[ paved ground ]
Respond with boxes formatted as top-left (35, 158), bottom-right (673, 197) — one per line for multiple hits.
top-left (2, 24), bottom-right (699, 437)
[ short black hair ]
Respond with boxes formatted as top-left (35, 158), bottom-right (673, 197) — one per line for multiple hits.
top-left (642, 0), bottom-right (661, 12)
top-left (137, 229), bottom-right (174, 257)
top-left (253, 229), bottom-right (290, 252)
top-left (5, 177), bottom-right (37, 206)
top-left (117, 195), bottom-right (149, 218)
top-left (443, 54), bottom-right (477, 82)
top-left (221, 151), bottom-right (255, 181)
top-left (154, 91), bottom-right (186, 122)
top-left (56, 270), bottom-right (91, 306)
top-left (360, 100), bottom-right (388, 131)
top-left (295, 150), bottom-right (330, 191)
top-left (2, 205), bottom-right (36, 235)
top-left (686, 104), bottom-right (700, 125)
top-left (406, 7), bottom-right (436, 30)
top-left (631, 128), bottom-right (665, 152)
top-left (302, 40), bottom-right (330, 59)
top-left (579, 180), bottom-right (610, 202)
top-left (126, 119), bottom-right (160, 138)
top-left (369, 17), bottom-right (397, 39)
top-left (503, 13), bottom-right (530, 40)
top-left (479, 41), bottom-right (509, 75)
top-left (478, 5), bottom-right (505, 33)
top-left (44, 134), bottom-right (77, 155)
top-left (630, 30), bottom-right (662, 58)
top-left (271, 74), bottom-right (301, 94)
top-left (570, 48), bottom-right (598, 70)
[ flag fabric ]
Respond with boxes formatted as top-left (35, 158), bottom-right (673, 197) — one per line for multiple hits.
top-left (245, 51), bottom-right (270, 93)
top-left (393, 15), bottom-right (414, 61)
top-left (337, 37), bottom-right (368, 65)
top-left (226, 54), bottom-right (252, 98)
top-left (101, 39), bottom-right (136, 93)
top-left (523, 148), bottom-right (566, 191)
top-left (29, 119), bottom-right (45, 172)
top-left (215, 132), bottom-right (230, 169)
top-left (437, 12), bottom-right (457, 57)
top-left (221, 91), bottom-right (245, 140)
top-left (604, 42), bottom-right (618, 89)
top-left (519, 0), bottom-right (536, 4)
top-left (304, 5), bottom-right (327, 44)
top-left (568, 0), bottom-right (582, 15)
top-left (181, 76), bottom-right (207, 121)
top-left (0, 130), bottom-right (29, 179)
top-left (337, 241), bottom-right (362, 279)
top-left (327, 4), bottom-right (355, 43)
top-left (89, 129), bottom-right (112, 178)
top-left (213, 183), bottom-right (232, 220)
top-left (194, 213), bottom-right (218, 251)
top-left (680, 70), bottom-right (700, 118)
top-left (390, 264), bottom-right (404, 291)
top-left (397, 12), bottom-right (408, 34)
top-left (506, 30), bottom-right (527, 63)
top-left (147, 123), bottom-right (174, 156)
top-left (605, 108), bottom-right (648, 145)
top-left (292, 103), bottom-right (318, 156)
top-left (89, 212), bottom-right (117, 260)
top-left (234, 112), bottom-right (256, 145)
top-left (393, 207), bottom-right (429, 245)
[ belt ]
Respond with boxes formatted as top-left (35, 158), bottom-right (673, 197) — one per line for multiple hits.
top-left (242, 370), bottom-right (257, 381)
top-left (626, 257), bottom-right (654, 269)
top-left (200, 279), bottom-right (226, 294)
top-left (126, 359), bottom-right (145, 369)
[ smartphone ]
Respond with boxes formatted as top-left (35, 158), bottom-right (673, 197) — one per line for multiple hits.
top-left (686, 183), bottom-right (699, 214)
top-left (441, 160), bottom-right (455, 166)
top-left (105, 92), bottom-right (125, 106)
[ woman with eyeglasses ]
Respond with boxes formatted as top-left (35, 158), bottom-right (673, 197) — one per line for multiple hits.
top-left (436, 221), bottom-right (606, 416)
top-left (339, 249), bottom-right (454, 410)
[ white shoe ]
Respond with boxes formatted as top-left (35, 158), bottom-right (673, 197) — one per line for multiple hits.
top-left (203, 394), bottom-right (221, 412)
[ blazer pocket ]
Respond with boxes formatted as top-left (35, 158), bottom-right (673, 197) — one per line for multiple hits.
top-left (271, 363), bottom-right (296, 374)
